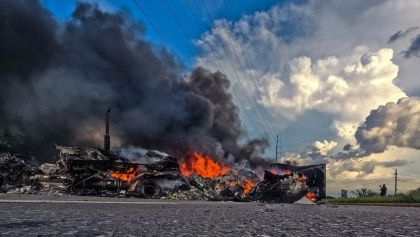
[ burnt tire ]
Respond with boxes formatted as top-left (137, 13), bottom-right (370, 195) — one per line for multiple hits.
top-left (140, 181), bottom-right (161, 198)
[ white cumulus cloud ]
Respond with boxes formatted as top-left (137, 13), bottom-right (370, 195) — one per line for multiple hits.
top-left (195, 0), bottom-right (420, 193)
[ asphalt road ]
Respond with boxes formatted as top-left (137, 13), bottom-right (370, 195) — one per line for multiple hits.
top-left (0, 194), bottom-right (419, 236)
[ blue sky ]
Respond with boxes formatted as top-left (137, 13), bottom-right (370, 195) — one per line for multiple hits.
top-left (41, 0), bottom-right (300, 68)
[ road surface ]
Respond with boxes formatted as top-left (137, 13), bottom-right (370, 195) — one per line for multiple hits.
top-left (0, 194), bottom-right (418, 236)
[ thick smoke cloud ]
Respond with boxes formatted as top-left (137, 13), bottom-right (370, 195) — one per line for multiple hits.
top-left (356, 97), bottom-right (420, 154)
top-left (0, 0), bottom-right (266, 165)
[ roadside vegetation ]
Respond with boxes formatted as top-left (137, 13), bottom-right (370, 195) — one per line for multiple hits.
top-left (324, 188), bottom-right (420, 204)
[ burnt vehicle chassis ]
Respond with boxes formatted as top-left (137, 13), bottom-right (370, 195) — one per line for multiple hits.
top-left (32, 146), bottom-right (188, 197)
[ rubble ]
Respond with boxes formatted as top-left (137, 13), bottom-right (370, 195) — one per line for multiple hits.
top-left (39, 163), bottom-right (60, 175)
top-left (0, 152), bottom-right (38, 193)
top-left (249, 171), bottom-right (308, 203)
top-left (0, 145), bottom-right (324, 203)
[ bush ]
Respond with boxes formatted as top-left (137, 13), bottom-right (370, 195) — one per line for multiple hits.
top-left (351, 188), bottom-right (377, 197)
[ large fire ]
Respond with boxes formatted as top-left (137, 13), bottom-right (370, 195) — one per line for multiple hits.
top-left (180, 152), bottom-right (256, 195)
top-left (180, 152), bottom-right (231, 178)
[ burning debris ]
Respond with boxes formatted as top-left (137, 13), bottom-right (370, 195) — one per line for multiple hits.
top-left (0, 96), bottom-right (324, 202)
top-left (1, 145), bottom-right (325, 203)
top-left (249, 171), bottom-right (308, 203)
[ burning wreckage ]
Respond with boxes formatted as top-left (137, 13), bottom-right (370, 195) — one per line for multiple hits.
top-left (0, 110), bottom-right (325, 203)
top-left (0, 146), bottom-right (326, 203)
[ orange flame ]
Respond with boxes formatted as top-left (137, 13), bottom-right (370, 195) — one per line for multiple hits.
top-left (225, 179), bottom-right (255, 195)
top-left (111, 166), bottom-right (138, 182)
top-left (306, 191), bottom-right (317, 202)
top-left (242, 179), bottom-right (255, 195)
top-left (180, 152), bottom-right (231, 179)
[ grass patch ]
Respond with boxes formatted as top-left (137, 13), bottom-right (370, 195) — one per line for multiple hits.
top-left (324, 194), bottom-right (420, 204)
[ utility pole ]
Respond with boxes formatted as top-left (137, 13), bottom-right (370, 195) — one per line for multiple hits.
top-left (275, 134), bottom-right (281, 163)
top-left (394, 169), bottom-right (398, 195)
top-left (104, 107), bottom-right (111, 152)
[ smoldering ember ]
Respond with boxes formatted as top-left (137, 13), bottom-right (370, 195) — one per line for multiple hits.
top-left (0, 109), bottom-right (326, 203)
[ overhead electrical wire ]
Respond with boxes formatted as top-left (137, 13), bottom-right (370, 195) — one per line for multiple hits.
top-left (166, 0), bottom-right (271, 137)
top-left (182, 0), bottom-right (256, 133)
top-left (213, 0), bottom-right (281, 139)
top-left (198, 0), bottom-right (275, 138)
top-left (133, 0), bottom-right (277, 144)
top-left (131, 0), bottom-right (188, 70)
top-left (219, 0), bottom-right (281, 138)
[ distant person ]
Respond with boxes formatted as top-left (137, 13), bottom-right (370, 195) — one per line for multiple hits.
top-left (380, 184), bottom-right (387, 196)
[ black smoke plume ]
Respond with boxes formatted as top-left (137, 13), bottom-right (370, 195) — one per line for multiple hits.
top-left (0, 0), bottom-right (268, 166)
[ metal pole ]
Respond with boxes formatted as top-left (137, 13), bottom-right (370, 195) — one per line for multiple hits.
top-left (275, 134), bottom-right (279, 163)
top-left (394, 169), bottom-right (398, 195)
top-left (104, 107), bottom-right (111, 151)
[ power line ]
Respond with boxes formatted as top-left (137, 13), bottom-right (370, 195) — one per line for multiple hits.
top-left (133, 0), bottom-right (253, 134)
top-left (182, 0), bottom-right (273, 137)
top-left (165, 0), bottom-right (266, 135)
top-left (132, 0), bottom-right (256, 135)
top-left (135, 0), bottom-right (279, 149)
top-left (131, 0), bottom-right (188, 70)
top-left (209, 1), bottom-right (278, 139)
top-left (163, 0), bottom-right (193, 42)
top-left (182, 0), bottom-right (259, 134)
top-left (220, 0), bottom-right (281, 137)
top-left (203, 0), bottom-right (275, 138)
top-left (199, 0), bottom-right (274, 138)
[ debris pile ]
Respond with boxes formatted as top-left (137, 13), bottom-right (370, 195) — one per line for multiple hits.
top-left (0, 146), bottom-right (325, 203)
top-left (0, 153), bottom-right (38, 193)
top-left (249, 171), bottom-right (308, 203)
top-left (165, 170), bottom-right (259, 201)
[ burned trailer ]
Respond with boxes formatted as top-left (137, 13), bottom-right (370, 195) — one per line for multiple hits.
top-left (33, 146), bottom-right (124, 193)
top-left (248, 163), bottom-right (326, 203)
top-left (34, 146), bottom-right (189, 196)
top-left (270, 163), bottom-right (326, 199)
top-left (55, 146), bottom-right (116, 175)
